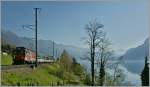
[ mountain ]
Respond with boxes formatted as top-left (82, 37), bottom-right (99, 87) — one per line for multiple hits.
top-left (121, 38), bottom-right (149, 74)
top-left (1, 29), bottom-right (88, 63)
top-left (122, 38), bottom-right (149, 61)
top-left (2, 29), bottom-right (149, 74)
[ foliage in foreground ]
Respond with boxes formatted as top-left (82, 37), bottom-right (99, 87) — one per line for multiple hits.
top-left (1, 54), bottom-right (13, 65)
top-left (1, 50), bottom-right (89, 86)
top-left (2, 62), bottom-right (87, 86)
top-left (141, 56), bottom-right (149, 86)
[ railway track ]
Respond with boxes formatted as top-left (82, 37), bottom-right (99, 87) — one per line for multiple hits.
top-left (1, 62), bottom-right (54, 71)
top-left (1, 64), bottom-right (34, 71)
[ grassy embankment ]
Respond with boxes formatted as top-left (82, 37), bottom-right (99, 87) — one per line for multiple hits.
top-left (1, 54), bottom-right (84, 86)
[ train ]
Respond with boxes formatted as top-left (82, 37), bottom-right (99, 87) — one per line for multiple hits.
top-left (13, 47), bottom-right (54, 65)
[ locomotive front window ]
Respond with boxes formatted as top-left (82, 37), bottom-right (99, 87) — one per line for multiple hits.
top-left (15, 47), bottom-right (25, 55)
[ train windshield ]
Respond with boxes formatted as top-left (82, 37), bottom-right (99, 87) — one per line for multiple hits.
top-left (15, 47), bottom-right (25, 55)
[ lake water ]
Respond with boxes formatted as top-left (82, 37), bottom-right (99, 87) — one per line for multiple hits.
top-left (122, 60), bottom-right (145, 74)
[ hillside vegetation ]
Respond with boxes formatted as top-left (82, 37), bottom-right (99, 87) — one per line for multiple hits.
top-left (1, 53), bottom-right (13, 65)
top-left (1, 50), bottom-right (89, 86)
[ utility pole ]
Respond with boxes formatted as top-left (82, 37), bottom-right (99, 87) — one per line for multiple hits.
top-left (53, 41), bottom-right (55, 60)
top-left (55, 48), bottom-right (57, 59)
top-left (23, 8), bottom-right (41, 67)
top-left (35, 8), bottom-right (38, 67)
top-left (34, 8), bottom-right (41, 67)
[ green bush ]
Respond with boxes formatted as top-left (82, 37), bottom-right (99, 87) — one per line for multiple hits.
top-left (1, 54), bottom-right (13, 65)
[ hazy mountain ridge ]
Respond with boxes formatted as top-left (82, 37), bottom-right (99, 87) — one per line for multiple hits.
top-left (122, 38), bottom-right (149, 61)
top-left (121, 38), bottom-right (149, 74)
top-left (1, 29), bottom-right (88, 62)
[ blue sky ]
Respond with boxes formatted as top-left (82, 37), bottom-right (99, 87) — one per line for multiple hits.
top-left (1, 0), bottom-right (149, 53)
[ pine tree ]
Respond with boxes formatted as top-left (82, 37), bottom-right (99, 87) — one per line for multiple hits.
top-left (141, 56), bottom-right (149, 86)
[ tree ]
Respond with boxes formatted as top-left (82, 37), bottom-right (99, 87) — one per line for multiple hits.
top-left (83, 19), bottom-right (104, 85)
top-left (72, 57), bottom-right (77, 64)
top-left (141, 56), bottom-right (149, 86)
top-left (73, 63), bottom-right (84, 75)
top-left (59, 50), bottom-right (73, 72)
top-left (1, 43), bottom-right (16, 57)
top-left (83, 73), bottom-right (92, 85)
top-left (1, 44), bottom-right (11, 53)
top-left (72, 57), bottom-right (84, 76)
top-left (110, 56), bottom-right (125, 85)
top-left (104, 71), bottom-right (125, 86)
top-left (96, 31), bottom-right (113, 86)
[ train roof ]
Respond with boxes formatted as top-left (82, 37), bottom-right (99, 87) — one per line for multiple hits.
top-left (16, 47), bottom-right (25, 49)
top-left (16, 47), bottom-right (34, 52)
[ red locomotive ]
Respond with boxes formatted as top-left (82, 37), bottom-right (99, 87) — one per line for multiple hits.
top-left (13, 47), bottom-right (36, 64)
